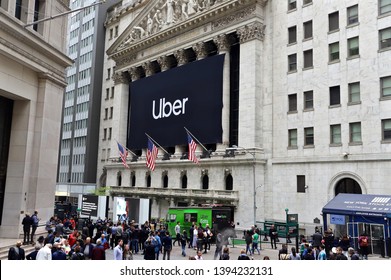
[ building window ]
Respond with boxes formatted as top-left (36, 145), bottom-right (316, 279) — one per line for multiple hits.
top-left (381, 76), bottom-right (391, 97)
top-left (181, 174), bottom-right (188, 189)
top-left (350, 122), bottom-right (362, 143)
top-left (115, 26), bottom-right (119, 37)
top-left (330, 86), bottom-right (341, 106)
top-left (288, 26), bottom-right (297, 44)
top-left (347, 5), bottom-right (359, 25)
top-left (288, 94), bottom-right (297, 112)
top-left (304, 127), bottom-right (314, 146)
top-left (103, 128), bottom-right (107, 140)
top-left (329, 42), bottom-right (340, 62)
top-left (304, 90), bottom-right (313, 110)
top-left (349, 82), bottom-right (360, 103)
top-left (202, 175), bottom-right (209, 190)
top-left (131, 174), bottom-right (136, 187)
top-left (382, 119), bottom-right (391, 141)
top-left (163, 174), bottom-right (168, 188)
top-left (303, 0), bottom-right (312, 5)
top-left (379, 27), bottom-right (391, 50)
top-left (379, 0), bottom-right (391, 15)
top-left (110, 107), bottom-right (113, 119)
top-left (288, 54), bottom-right (297, 72)
top-left (288, 0), bottom-right (296, 11)
top-left (107, 68), bottom-right (111, 80)
top-left (109, 28), bottom-right (113, 40)
top-left (146, 174), bottom-right (151, 187)
top-left (328, 11), bottom-right (339, 32)
top-left (303, 49), bottom-right (313, 68)
top-left (108, 128), bottom-right (112, 140)
top-left (225, 174), bottom-right (233, 191)
top-left (303, 20), bottom-right (313, 40)
top-left (111, 87), bottom-right (115, 98)
top-left (288, 129), bottom-right (297, 148)
top-left (297, 175), bottom-right (306, 193)
top-left (105, 88), bottom-right (109, 100)
top-left (330, 124), bottom-right (342, 144)
top-left (104, 108), bottom-right (108, 120)
top-left (348, 37), bottom-right (359, 57)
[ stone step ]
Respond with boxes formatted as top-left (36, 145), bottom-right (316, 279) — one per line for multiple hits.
top-left (0, 243), bottom-right (36, 260)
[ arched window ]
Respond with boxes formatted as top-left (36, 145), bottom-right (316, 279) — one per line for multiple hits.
top-left (202, 175), bottom-right (209, 190)
top-left (225, 174), bottom-right (233, 190)
top-left (181, 175), bottom-right (187, 189)
top-left (335, 178), bottom-right (362, 196)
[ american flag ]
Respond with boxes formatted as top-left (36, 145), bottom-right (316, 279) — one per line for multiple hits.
top-left (117, 141), bottom-right (129, 168)
top-left (187, 134), bottom-right (199, 164)
top-left (146, 138), bottom-right (158, 171)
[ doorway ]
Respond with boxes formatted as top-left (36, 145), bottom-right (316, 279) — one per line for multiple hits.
top-left (347, 222), bottom-right (385, 255)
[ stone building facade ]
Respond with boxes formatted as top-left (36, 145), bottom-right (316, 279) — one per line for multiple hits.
top-left (99, 0), bottom-right (391, 233)
top-left (0, 0), bottom-right (72, 238)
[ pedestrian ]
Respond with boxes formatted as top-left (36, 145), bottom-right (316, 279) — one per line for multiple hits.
top-left (220, 247), bottom-right (230, 260)
top-left (335, 246), bottom-right (348, 260)
top-left (123, 244), bottom-right (133, 260)
top-left (238, 249), bottom-right (250, 260)
top-left (269, 224), bottom-right (278, 249)
top-left (194, 250), bottom-right (203, 260)
top-left (144, 239), bottom-right (156, 260)
top-left (317, 244), bottom-right (327, 260)
top-left (8, 241), bottom-right (25, 260)
top-left (162, 231), bottom-right (172, 260)
top-left (91, 239), bottom-right (106, 260)
top-left (245, 230), bottom-right (253, 255)
top-left (22, 213), bottom-right (32, 245)
top-left (348, 247), bottom-right (360, 260)
top-left (278, 244), bottom-right (289, 260)
top-left (288, 247), bottom-right (301, 260)
top-left (358, 232), bottom-right (369, 260)
top-left (252, 229), bottom-right (261, 255)
top-left (189, 223), bottom-right (194, 248)
top-left (36, 243), bottom-right (52, 260)
top-left (180, 230), bottom-right (187, 257)
top-left (30, 210), bottom-right (40, 245)
top-left (173, 221), bottom-right (181, 246)
top-left (26, 244), bottom-right (41, 260)
top-left (114, 239), bottom-right (124, 260)
top-left (311, 227), bottom-right (323, 250)
top-left (214, 232), bottom-right (223, 260)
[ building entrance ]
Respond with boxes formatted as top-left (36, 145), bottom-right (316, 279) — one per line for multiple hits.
top-left (0, 95), bottom-right (14, 225)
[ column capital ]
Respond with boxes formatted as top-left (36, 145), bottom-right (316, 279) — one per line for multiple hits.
top-left (112, 71), bottom-right (130, 85)
top-left (157, 56), bottom-right (174, 71)
top-left (173, 49), bottom-right (188, 66)
top-left (142, 61), bottom-right (156, 77)
top-left (237, 22), bottom-right (265, 44)
top-left (128, 67), bottom-right (142, 81)
top-left (192, 42), bottom-right (208, 60)
top-left (213, 34), bottom-right (234, 53)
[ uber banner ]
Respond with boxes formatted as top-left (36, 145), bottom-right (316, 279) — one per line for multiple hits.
top-left (128, 54), bottom-right (225, 149)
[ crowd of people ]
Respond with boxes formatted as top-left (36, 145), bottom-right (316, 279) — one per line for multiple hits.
top-left (8, 215), bottom-right (373, 260)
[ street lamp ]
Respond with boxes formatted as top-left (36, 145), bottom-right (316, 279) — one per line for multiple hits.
top-left (225, 145), bottom-right (257, 228)
top-left (285, 208), bottom-right (289, 246)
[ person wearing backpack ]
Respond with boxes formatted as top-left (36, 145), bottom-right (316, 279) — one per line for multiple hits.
top-left (358, 232), bottom-right (369, 260)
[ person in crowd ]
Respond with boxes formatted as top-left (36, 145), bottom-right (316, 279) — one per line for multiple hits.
top-left (338, 234), bottom-right (351, 257)
top-left (8, 241), bottom-right (25, 260)
top-left (22, 213), bottom-right (32, 245)
top-left (162, 231), bottom-right (173, 260)
top-left (91, 239), bottom-right (106, 260)
top-left (30, 210), bottom-right (40, 245)
top-left (269, 224), bottom-right (278, 249)
top-left (143, 239), bottom-right (156, 260)
top-left (263, 256), bottom-right (270, 260)
top-left (36, 243), bottom-right (52, 260)
top-left (123, 244), bottom-right (133, 260)
top-left (52, 242), bottom-right (67, 260)
top-left (194, 250), bottom-right (203, 260)
top-left (278, 244), bottom-right (289, 260)
top-left (311, 227), bottom-right (323, 250)
top-left (245, 230), bottom-right (253, 255)
top-left (220, 247), bottom-right (230, 260)
top-left (114, 239), bottom-right (124, 260)
top-left (348, 247), bottom-right (360, 260)
top-left (238, 249), bottom-right (250, 260)
top-left (188, 223), bottom-right (194, 248)
top-left (302, 247), bottom-right (315, 260)
top-left (335, 246), bottom-right (348, 260)
top-left (214, 231), bottom-right (223, 260)
top-left (323, 228), bottom-right (334, 259)
top-left (70, 245), bottom-right (85, 260)
top-left (180, 230), bottom-right (187, 257)
top-left (83, 237), bottom-right (94, 260)
top-left (26, 244), bottom-right (41, 260)
top-left (358, 232), bottom-right (369, 260)
top-left (317, 244), bottom-right (327, 260)
top-left (252, 228), bottom-right (261, 255)
top-left (288, 247), bottom-right (301, 260)
top-left (173, 221), bottom-right (181, 246)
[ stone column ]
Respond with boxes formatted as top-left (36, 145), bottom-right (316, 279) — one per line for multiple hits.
top-left (128, 67), bottom-right (144, 156)
top-left (113, 71), bottom-right (131, 158)
top-left (173, 49), bottom-right (189, 157)
top-left (214, 34), bottom-right (233, 151)
top-left (236, 22), bottom-right (265, 148)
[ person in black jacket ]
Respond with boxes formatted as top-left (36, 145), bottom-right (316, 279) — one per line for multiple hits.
top-left (8, 241), bottom-right (25, 260)
top-left (22, 213), bottom-right (33, 245)
top-left (237, 249), bottom-right (250, 260)
top-left (26, 244), bottom-right (41, 260)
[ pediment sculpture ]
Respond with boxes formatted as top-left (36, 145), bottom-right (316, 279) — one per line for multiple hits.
top-left (119, 0), bottom-right (226, 48)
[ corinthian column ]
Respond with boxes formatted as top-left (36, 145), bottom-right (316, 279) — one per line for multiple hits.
top-left (214, 34), bottom-right (233, 151)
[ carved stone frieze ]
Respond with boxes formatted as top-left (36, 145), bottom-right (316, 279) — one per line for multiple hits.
top-left (212, 6), bottom-right (256, 30)
top-left (116, 54), bottom-right (137, 69)
top-left (237, 22), bottom-right (265, 43)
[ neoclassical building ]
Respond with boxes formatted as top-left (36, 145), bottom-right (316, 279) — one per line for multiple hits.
top-left (0, 0), bottom-right (72, 238)
top-left (99, 0), bottom-right (391, 235)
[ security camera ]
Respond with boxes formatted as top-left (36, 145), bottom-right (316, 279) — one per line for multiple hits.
top-left (342, 152), bottom-right (350, 157)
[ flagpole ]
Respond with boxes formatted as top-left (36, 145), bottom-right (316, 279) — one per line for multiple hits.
top-left (115, 139), bottom-right (138, 157)
top-left (184, 127), bottom-right (210, 153)
top-left (145, 133), bottom-right (170, 156)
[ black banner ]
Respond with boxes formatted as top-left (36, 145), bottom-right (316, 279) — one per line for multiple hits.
top-left (128, 54), bottom-right (225, 149)
top-left (81, 195), bottom-right (98, 217)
